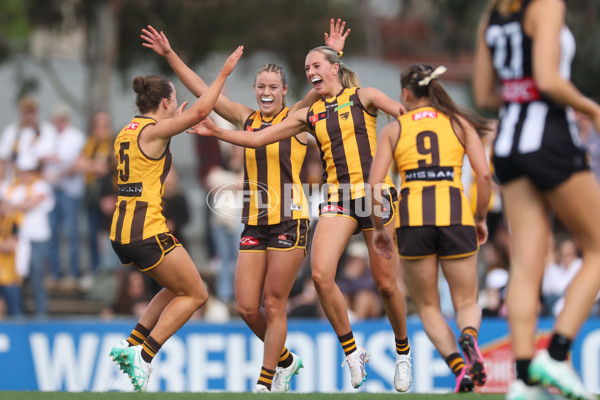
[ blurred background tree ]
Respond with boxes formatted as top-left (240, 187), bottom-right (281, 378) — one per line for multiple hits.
top-left (0, 0), bottom-right (598, 127)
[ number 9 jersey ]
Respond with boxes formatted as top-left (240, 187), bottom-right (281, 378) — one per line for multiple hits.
top-left (110, 116), bottom-right (172, 244)
top-left (393, 107), bottom-right (473, 228)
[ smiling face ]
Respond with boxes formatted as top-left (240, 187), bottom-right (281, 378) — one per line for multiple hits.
top-left (305, 50), bottom-right (341, 97)
top-left (254, 71), bottom-right (287, 117)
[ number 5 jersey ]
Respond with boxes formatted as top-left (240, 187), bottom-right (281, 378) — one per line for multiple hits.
top-left (110, 116), bottom-right (172, 244)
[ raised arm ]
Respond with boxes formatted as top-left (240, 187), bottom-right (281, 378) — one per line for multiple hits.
top-left (455, 116), bottom-right (492, 245)
top-left (473, 15), bottom-right (503, 110)
top-left (141, 25), bottom-right (252, 127)
top-left (289, 18), bottom-right (351, 113)
top-left (367, 121), bottom-right (400, 259)
top-left (528, 0), bottom-right (600, 130)
top-left (145, 46), bottom-right (243, 145)
top-left (357, 87), bottom-right (406, 118)
top-left (189, 107), bottom-right (310, 148)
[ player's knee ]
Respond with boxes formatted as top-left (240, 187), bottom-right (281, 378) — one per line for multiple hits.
top-left (374, 279), bottom-right (396, 299)
top-left (311, 266), bottom-right (333, 292)
top-left (263, 295), bottom-right (285, 320)
top-left (236, 302), bottom-right (259, 322)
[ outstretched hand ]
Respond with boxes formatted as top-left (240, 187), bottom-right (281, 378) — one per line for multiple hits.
top-left (175, 101), bottom-right (189, 116)
top-left (372, 229), bottom-right (394, 260)
top-left (141, 25), bottom-right (173, 57)
top-left (221, 45), bottom-right (244, 77)
top-left (324, 18), bottom-right (350, 53)
top-left (186, 117), bottom-right (219, 137)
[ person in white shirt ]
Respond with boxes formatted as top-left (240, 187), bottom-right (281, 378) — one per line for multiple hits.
top-left (44, 104), bottom-right (86, 284)
top-left (0, 96), bottom-right (55, 181)
top-left (2, 156), bottom-right (55, 315)
top-left (542, 236), bottom-right (583, 317)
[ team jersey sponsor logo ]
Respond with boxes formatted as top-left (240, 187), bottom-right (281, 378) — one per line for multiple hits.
top-left (334, 101), bottom-right (353, 112)
top-left (240, 236), bottom-right (259, 246)
top-left (404, 166), bottom-right (455, 182)
top-left (245, 126), bottom-right (257, 132)
top-left (309, 111), bottom-right (328, 126)
top-left (501, 77), bottom-right (541, 103)
top-left (290, 203), bottom-right (302, 211)
top-left (118, 182), bottom-right (143, 197)
top-left (125, 122), bottom-right (140, 131)
top-left (321, 204), bottom-right (348, 213)
top-left (412, 110), bottom-right (438, 121)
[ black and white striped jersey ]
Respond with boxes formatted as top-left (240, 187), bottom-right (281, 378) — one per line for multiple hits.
top-left (486, 0), bottom-right (579, 159)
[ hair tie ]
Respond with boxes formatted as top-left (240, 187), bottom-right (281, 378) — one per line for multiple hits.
top-left (418, 65), bottom-right (447, 86)
top-left (337, 51), bottom-right (343, 59)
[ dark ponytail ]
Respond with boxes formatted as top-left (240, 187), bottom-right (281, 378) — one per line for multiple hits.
top-left (401, 64), bottom-right (489, 136)
top-left (132, 75), bottom-right (172, 114)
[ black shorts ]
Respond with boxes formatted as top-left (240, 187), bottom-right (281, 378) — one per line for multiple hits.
top-left (111, 232), bottom-right (181, 271)
top-left (239, 219), bottom-right (309, 252)
top-left (493, 112), bottom-right (589, 190)
top-left (319, 188), bottom-right (397, 235)
top-left (396, 225), bottom-right (478, 259)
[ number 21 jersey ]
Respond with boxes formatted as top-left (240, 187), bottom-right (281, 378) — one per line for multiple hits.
top-left (110, 116), bottom-right (172, 244)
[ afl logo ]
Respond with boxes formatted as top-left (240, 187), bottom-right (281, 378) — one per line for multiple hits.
top-left (207, 180), bottom-right (279, 221)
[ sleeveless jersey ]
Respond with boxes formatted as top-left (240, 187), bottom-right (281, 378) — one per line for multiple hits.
top-left (486, 0), bottom-right (578, 158)
top-left (110, 117), bottom-right (171, 244)
top-left (0, 208), bottom-right (22, 286)
top-left (242, 108), bottom-right (308, 225)
top-left (307, 87), bottom-right (394, 201)
top-left (394, 107), bottom-right (473, 227)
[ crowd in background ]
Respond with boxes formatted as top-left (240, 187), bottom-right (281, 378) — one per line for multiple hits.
top-left (0, 95), bottom-right (599, 322)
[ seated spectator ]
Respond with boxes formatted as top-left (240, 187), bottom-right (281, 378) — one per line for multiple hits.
top-left (542, 235), bottom-right (582, 317)
top-left (113, 269), bottom-right (152, 318)
top-left (481, 243), bottom-right (510, 317)
top-left (337, 240), bottom-right (383, 321)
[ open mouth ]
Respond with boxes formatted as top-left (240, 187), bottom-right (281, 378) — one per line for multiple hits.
top-left (311, 77), bottom-right (323, 88)
top-left (261, 97), bottom-right (274, 105)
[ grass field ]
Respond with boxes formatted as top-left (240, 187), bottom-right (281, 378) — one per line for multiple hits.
top-left (0, 393), bottom-right (511, 400)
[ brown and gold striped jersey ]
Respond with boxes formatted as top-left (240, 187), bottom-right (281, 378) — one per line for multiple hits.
top-left (110, 117), bottom-right (171, 244)
top-left (307, 87), bottom-right (394, 201)
top-left (394, 107), bottom-right (474, 227)
top-left (242, 107), bottom-right (308, 225)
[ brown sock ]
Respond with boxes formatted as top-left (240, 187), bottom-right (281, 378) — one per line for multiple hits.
top-left (395, 337), bottom-right (410, 355)
top-left (446, 352), bottom-right (466, 376)
top-left (141, 335), bottom-right (161, 363)
top-left (126, 323), bottom-right (150, 347)
top-left (278, 347), bottom-right (293, 368)
top-left (338, 331), bottom-right (357, 356)
top-left (257, 366), bottom-right (276, 390)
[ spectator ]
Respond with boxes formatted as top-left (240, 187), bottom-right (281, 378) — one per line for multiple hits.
top-left (44, 104), bottom-right (86, 287)
top-left (113, 269), bottom-right (152, 317)
top-left (163, 167), bottom-right (190, 246)
top-left (337, 240), bottom-right (383, 320)
top-left (3, 157), bottom-right (55, 316)
top-left (0, 96), bottom-right (55, 181)
top-left (76, 110), bottom-right (114, 278)
top-left (481, 243), bottom-right (509, 317)
top-left (542, 236), bottom-right (582, 317)
top-left (576, 111), bottom-right (600, 180)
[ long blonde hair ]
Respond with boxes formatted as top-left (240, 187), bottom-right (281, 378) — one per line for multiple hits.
top-left (307, 46), bottom-right (361, 89)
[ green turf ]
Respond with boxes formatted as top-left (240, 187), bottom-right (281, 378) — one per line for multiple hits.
top-left (0, 392), bottom-right (509, 400)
